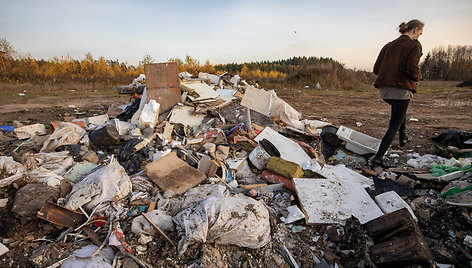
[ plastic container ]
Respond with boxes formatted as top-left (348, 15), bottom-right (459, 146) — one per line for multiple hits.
top-left (336, 126), bottom-right (380, 155)
top-left (248, 139), bottom-right (280, 170)
top-left (0, 126), bottom-right (14, 132)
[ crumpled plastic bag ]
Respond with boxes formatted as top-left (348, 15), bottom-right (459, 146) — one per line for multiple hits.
top-left (41, 122), bottom-right (86, 152)
top-left (178, 184), bottom-right (229, 213)
top-left (131, 209), bottom-right (175, 235)
top-left (269, 90), bottom-right (304, 130)
top-left (0, 156), bottom-right (26, 188)
top-left (66, 158), bottom-right (132, 211)
top-left (406, 153), bottom-right (445, 169)
top-left (62, 245), bottom-right (114, 268)
top-left (173, 196), bottom-right (271, 254)
top-left (23, 151), bottom-right (74, 176)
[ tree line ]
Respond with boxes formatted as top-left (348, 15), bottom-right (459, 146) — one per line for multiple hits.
top-left (2, 37), bottom-right (469, 88)
top-left (421, 45), bottom-right (472, 81)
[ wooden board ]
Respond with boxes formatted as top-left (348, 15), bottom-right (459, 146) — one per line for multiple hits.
top-left (363, 208), bottom-right (434, 266)
top-left (144, 63), bottom-right (179, 89)
top-left (144, 63), bottom-right (181, 120)
top-left (144, 152), bottom-right (206, 195)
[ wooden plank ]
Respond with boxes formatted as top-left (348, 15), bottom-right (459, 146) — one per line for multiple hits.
top-left (363, 208), bottom-right (434, 266)
top-left (144, 152), bottom-right (206, 195)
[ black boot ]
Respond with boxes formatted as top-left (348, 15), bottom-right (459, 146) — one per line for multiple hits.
top-left (399, 133), bottom-right (412, 147)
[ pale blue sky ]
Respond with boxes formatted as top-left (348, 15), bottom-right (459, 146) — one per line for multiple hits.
top-left (1, 0), bottom-right (471, 70)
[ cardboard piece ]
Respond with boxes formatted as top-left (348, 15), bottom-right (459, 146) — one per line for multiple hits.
top-left (293, 165), bottom-right (383, 224)
top-left (144, 63), bottom-right (180, 120)
top-left (145, 152), bottom-right (206, 195)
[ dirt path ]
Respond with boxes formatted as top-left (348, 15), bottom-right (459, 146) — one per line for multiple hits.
top-left (278, 87), bottom-right (472, 155)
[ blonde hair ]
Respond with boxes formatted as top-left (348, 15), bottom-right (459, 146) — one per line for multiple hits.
top-left (399, 19), bottom-right (424, 34)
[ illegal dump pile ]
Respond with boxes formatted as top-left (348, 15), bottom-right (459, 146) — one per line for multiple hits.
top-left (1, 62), bottom-right (472, 267)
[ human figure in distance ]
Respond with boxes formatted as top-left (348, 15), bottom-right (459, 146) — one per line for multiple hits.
top-left (371, 19), bottom-right (424, 167)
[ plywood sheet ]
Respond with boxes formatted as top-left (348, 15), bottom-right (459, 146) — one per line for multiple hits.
top-left (144, 63), bottom-right (181, 118)
top-left (145, 152), bottom-right (206, 195)
top-left (294, 166), bottom-right (383, 224)
top-left (144, 63), bottom-right (179, 89)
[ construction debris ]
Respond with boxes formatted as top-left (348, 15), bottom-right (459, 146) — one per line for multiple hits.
top-left (0, 66), bottom-right (471, 267)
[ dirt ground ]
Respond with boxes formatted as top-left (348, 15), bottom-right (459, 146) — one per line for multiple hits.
top-left (1, 82), bottom-right (471, 156)
top-left (0, 82), bottom-right (471, 267)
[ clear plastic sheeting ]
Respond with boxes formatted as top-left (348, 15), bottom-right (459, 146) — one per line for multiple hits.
top-left (407, 153), bottom-right (446, 169)
top-left (174, 196), bottom-right (270, 254)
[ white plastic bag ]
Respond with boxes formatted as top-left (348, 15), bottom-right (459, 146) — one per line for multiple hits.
top-left (174, 196), bottom-right (270, 254)
top-left (131, 209), bottom-right (174, 235)
top-left (40, 122), bottom-right (85, 152)
top-left (138, 99), bottom-right (160, 129)
top-left (66, 158), bottom-right (132, 211)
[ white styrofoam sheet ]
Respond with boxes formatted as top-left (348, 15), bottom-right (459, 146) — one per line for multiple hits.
top-left (240, 86), bottom-right (271, 116)
top-left (185, 83), bottom-right (219, 101)
top-left (317, 164), bottom-right (374, 188)
top-left (216, 89), bottom-right (237, 103)
top-left (254, 127), bottom-right (311, 167)
top-left (294, 167), bottom-right (383, 224)
top-left (169, 105), bottom-right (206, 126)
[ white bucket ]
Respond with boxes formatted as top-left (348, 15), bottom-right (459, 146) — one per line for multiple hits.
top-left (249, 142), bottom-right (272, 170)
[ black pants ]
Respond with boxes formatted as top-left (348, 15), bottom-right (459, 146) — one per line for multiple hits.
top-left (375, 99), bottom-right (410, 159)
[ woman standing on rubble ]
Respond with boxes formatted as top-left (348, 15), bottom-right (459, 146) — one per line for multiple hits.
top-left (371, 19), bottom-right (424, 167)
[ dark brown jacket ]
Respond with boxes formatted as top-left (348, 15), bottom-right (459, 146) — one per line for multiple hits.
top-left (373, 35), bottom-right (422, 93)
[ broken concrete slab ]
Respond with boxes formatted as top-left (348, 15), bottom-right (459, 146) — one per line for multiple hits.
top-left (12, 184), bottom-right (59, 219)
top-left (293, 166), bottom-right (383, 224)
top-left (145, 152), bottom-right (206, 195)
